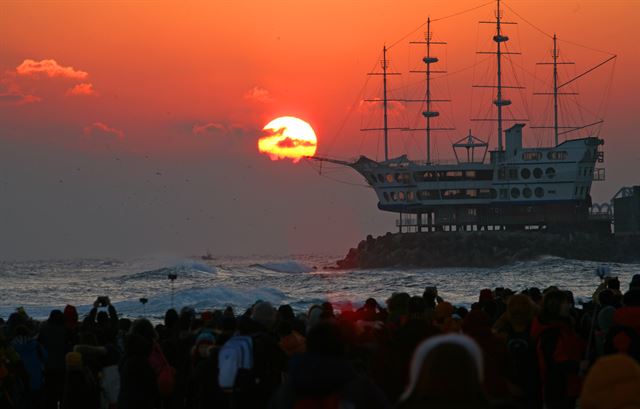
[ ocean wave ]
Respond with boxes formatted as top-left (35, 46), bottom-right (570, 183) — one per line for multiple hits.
top-left (252, 261), bottom-right (315, 273)
top-left (123, 260), bottom-right (216, 281)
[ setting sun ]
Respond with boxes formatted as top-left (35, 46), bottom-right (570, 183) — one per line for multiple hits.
top-left (258, 116), bottom-right (317, 162)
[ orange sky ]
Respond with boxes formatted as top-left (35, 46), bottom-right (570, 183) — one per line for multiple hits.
top-left (0, 1), bottom-right (638, 258)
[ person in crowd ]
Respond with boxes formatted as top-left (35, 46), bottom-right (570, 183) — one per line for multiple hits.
top-left (118, 332), bottom-right (159, 409)
top-left (62, 351), bottom-right (100, 409)
top-left (579, 354), bottom-right (640, 409)
top-left (531, 289), bottom-right (585, 409)
top-left (397, 333), bottom-right (489, 409)
top-left (38, 309), bottom-right (69, 409)
top-left (11, 324), bottom-right (47, 408)
top-left (271, 321), bottom-right (390, 409)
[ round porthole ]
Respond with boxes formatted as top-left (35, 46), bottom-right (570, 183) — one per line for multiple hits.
top-left (523, 188), bottom-right (532, 198)
top-left (545, 167), bottom-right (556, 179)
top-left (383, 192), bottom-right (390, 201)
top-left (533, 168), bottom-right (543, 179)
top-left (521, 168), bottom-right (531, 179)
top-left (511, 188), bottom-right (520, 199)
top-left (535, 187), bottom-right (544, 198)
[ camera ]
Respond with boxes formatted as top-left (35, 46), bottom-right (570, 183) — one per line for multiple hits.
top-left (167, 273), bottom-right (177, 281)
top-left (139, 297), bottom-right (148, 305)
top-left (97, 296), bottom-right (109, 307)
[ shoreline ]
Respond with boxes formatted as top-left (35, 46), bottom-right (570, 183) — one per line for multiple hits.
top-left (336, 231), bottom-right (640, 269)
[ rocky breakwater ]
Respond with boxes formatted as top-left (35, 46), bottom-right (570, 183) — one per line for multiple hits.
top-left (336, 231), bottom-right (640, 269)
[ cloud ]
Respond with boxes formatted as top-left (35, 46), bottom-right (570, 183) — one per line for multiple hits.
top-left (192, 122), bottom-right (226, 136)
top-left (83, 122), bottom-right (124, 139)
top-left (244, 86), bottom-right (274, 103)
top-left (0, 91), bottom-right (41, 106)
top-left (66, 83), bottom-right (96, 96)
top-left (358, 98), bottom-right (405, 117)
top-left (16, 59), bottom-right (88, 79)
top-left (276, 136), bottom-right (316, 148)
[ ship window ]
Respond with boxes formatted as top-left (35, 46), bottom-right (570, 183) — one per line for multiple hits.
top-left (535, 187), bottom-right (544, 198)
top-left (548, 189), bottom-right (556, 194)
top-left (383, 192), bottom-right (389, 201)
top-left (395, 173), bottom-right (402, 182)
top-left (522, 151), bottom-right (543, 161)
top-left (511, 188), bottom-right (520, 199)
top-left (467, 208), bottom-right (477, 216)
top-left (523, 187), bottom-right (532, 198)
top-left (467, 189), bottom-right (478, 198)
top-left (391, 191), bottom-right (398, 201)
top-left (398, 191), bottom-right (405, 201)
top-left (490, 189), bottom-right (498, 199)
top-left (521, 168), bottom-right (531, 179)
top-left (545, 167), bottom-right (556, 179)
top-left (465, 170), bottom-right (477, 178)
top-left (377, 174), bottom-right (384, 183)
top-left (419, 190), bottom-right (438, 200)
top-left (533, 168), bottom-right (543, 179)
top-left (442, 189), bottom-right (462, 198)
top-left (407, 191), bottom-right (415, 201)
top-left (509, 168), bottom-right (519, 179)
top-left (498, 167), bottom-right (507, 180)
top-left (500, 189), bottom-right (508, 199)
top-left (386, 173), bottom-right (394, 183)
top-left (548, 151), bottom-right (568, 160)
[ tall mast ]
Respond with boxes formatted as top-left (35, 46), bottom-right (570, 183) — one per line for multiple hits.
top-left (405, 18), bottom-right (452, 163)
top-left (532, 34), bottom-right (575, 145)
top-left (362, 46), bottom-right (402, 161)
top-left (494, 0), bottom-right (510, 151)
top-left (472, 0), bottom-right (521, 146)
top-left (552, 34), bottom-right (559, 146)
top-left (383, 46), bottom-right (389, 160)
top-left (423, 18), bottom-right (439, 164)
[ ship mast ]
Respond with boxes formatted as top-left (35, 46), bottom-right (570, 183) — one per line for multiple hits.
top-left (423, 18), bottom-right (439, 164)
top-left (532, 34), bottom-right (576, 146)
top-left (552, 34), bottom-right (559, 146)
top-left (494, 0), bottom-right (510, 152)
top-left (472, 0), bottom-right (522, 152)
top-left (362, 46), bottom-right (402, 161)
top-left (383, 46), bottom-right (390, 160)
top-left (405, 18), bottom-right (453, 163)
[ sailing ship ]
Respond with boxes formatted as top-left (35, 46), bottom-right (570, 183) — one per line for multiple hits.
top-left (312, 0), bottom-right (612, 232)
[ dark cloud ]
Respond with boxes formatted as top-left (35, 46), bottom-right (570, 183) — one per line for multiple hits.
top-left (276, 137), bottom-right (316, 148)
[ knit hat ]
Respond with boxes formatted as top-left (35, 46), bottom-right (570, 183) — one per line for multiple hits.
top-left (65, 352), bottom-right (83, 370)
top-left (580, 354), bottom-right (640, 409)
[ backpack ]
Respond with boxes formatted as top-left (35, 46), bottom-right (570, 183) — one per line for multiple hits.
top-left (218, 335), bottom-right (253, 390)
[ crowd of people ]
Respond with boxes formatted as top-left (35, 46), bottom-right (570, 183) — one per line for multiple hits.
top-left (1, 274), bottom-right (639, 409)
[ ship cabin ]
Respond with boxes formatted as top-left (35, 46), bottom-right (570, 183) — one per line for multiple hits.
top-left (354, 124), bottom-right (605, 231)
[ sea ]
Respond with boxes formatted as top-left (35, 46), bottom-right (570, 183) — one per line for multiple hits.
top-left (1, 255), bottom-right (639, 321)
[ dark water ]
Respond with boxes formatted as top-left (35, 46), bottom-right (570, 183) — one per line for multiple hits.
top-left (0, 255), bottom-right (637, 319)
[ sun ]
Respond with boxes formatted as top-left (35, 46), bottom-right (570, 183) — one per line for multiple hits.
top-left (258, 116), bottom-right (317, 162)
